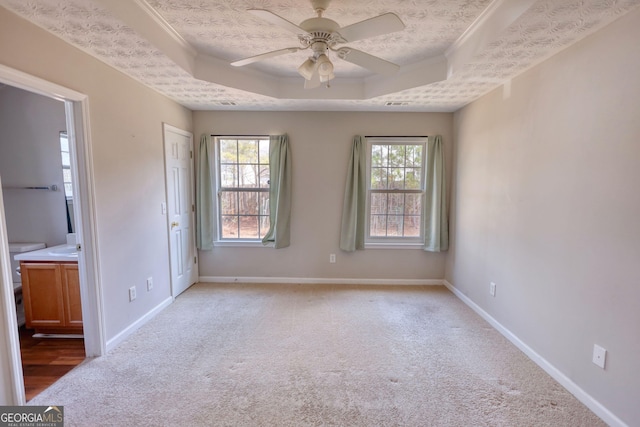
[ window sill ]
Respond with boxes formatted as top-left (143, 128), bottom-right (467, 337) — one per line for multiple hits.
top-left (365, 242), bottom-right (424, 250)
top-left (214, 240), bottom-right (273, 248)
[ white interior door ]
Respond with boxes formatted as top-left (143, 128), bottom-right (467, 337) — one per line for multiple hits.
top-left (163, 124), bottom-right (197, 297)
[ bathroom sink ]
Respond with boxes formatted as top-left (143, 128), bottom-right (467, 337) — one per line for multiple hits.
top-left (48, 246), bottom-right (78, 256)
top-left (14, 244), bottom-right (78, 261)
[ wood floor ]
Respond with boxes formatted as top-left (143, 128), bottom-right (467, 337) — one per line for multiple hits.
top-left (19, 326), bottom-right (85, 401)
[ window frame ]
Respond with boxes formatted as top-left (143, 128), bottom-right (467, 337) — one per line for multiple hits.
top-left (213, 135), bottom-right (271, 245)
top-left (365, 137), bottom-right (428, 248)
top-left (59, 131), bottom-right (73, 200)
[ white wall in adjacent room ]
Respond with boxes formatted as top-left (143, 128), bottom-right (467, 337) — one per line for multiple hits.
top-left (0, 85), bottom-right (68, 248)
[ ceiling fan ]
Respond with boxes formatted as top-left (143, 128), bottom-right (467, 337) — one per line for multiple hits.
top-left (230, 0), bottom-right (405, 88)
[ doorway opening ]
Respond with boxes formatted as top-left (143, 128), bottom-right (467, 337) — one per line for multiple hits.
top-left (0, 64), bottom-right (103, 405)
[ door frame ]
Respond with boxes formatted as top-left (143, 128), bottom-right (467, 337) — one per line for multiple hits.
top-left (162, 123), bottom-right (198, 297)
top-left (0, 64), bottom-right (105, 404)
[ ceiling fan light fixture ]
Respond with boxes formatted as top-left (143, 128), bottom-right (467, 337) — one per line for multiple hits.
top-left (316, 54), bottom-right (333, 77)
top-left (319, 72), bottom-right (335, 83)
top-left (298, 58), bottom-right (317, 80)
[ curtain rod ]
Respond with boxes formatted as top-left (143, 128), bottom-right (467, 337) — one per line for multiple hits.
top-left (210, 135), bottom-right (429, 138)
top-left (364, 135), bottom-right (429, 138)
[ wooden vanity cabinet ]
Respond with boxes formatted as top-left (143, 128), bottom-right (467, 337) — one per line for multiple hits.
top-left (20, 262), bottom-right (83, 334)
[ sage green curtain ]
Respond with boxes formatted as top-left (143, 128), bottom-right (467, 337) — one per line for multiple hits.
top-left (196, 134), bottom-right (214, 250)
top-left (339, 135), bottom-right (367, 252)
top-left (262, 134), bottom-right (292, 248)
top-left (423, 135), bottom-right (449, 252)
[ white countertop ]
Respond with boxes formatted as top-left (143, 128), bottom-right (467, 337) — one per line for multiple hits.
top-left (14, 244), bottom-right (78, 262)
top-left (9, 242), bottom-right (46, 252)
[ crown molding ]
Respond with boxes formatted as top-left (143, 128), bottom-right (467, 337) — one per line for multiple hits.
top-left (445, 0), bottom-right (537, 77)
top-left (94, 0), bottom-right (197, 73)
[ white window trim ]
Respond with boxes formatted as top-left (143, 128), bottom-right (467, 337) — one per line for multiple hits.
top-left (214, 240), bottom-right (273, 248)
top-left (365, 242), bottom-right (425, 250)
top-left (365, 137), bottom-right (428, 248)
top-left (213, 135), bottom-right (271, 245)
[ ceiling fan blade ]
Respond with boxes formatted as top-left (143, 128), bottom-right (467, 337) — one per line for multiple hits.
top-left (337, 47), bottom-right (400, 76)
top-left (338, 13), bottom-right (405, 42)
top-left (231, 47), bottom-right (300, 67)
top-left (248, 9), bottom-right (306, 35)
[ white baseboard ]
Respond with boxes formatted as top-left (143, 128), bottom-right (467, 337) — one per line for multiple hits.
top-left (198, 276), bottom-right (444, 286)
top-left (443, 280), bottom-right (627, 427)
top-left (105, 297), bottom-right (173, 353)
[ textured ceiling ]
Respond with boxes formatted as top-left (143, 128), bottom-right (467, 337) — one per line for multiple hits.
top-left (1, 0), bottom-right (639, 111)
top-left (145, 0), bottom-right (491, 77)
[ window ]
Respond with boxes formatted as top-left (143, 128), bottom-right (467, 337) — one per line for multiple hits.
top-left (366, 137), bottom-right (427, 245)
top-left (59, 132), bottom-right (73, 199)
top-left (214, 136), bottom-right (270, 241)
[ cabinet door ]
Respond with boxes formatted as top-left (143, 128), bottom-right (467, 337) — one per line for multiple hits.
top-left (61, 263), bottom-right (83, 327)
top-left (21, 263), bottom-right (65, 329)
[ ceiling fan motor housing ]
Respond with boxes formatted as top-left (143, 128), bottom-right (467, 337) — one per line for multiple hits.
top-left (298, 17), bottom-right (343, 56)
top-left (300, 17), bottom-right (340, 34)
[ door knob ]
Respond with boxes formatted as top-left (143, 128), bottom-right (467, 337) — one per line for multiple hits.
top-left (171, 221), bottom-right (179, 229)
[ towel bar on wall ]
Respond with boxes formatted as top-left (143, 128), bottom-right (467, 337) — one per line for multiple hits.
top-left (2, 184), bottom-right (58, 191)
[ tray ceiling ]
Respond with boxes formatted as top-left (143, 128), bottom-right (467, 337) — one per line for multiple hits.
top-left (1, 0), bottom-right (638, 111)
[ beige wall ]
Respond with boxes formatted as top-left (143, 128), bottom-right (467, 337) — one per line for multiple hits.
top-left (0, 8), bottom-right (192, 344)
top-left (448, 8), bottom-right (640, 425)
top-left (194, 111), bottom-right (453, 281)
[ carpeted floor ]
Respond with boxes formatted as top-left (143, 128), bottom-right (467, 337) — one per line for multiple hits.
top-left (29, 283), bottom-right (605, 426)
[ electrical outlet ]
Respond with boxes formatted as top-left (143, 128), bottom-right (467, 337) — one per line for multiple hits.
top-left (146, 277), bottom-right (153, 292)
top-left (129, 286), bottom-right (137, 302)
top-left (592, 344), bottom-right (606, 369)
top-left (490, 282), bottom-right (496, 297)
top-left (329, 253), bottom-right (336, 263)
